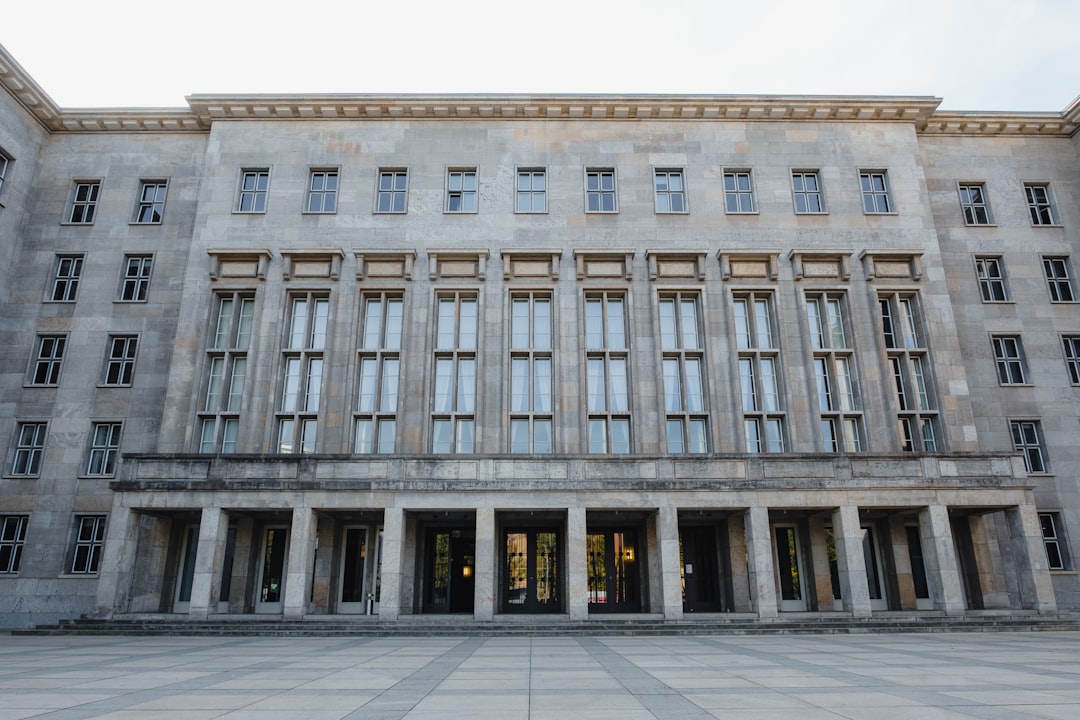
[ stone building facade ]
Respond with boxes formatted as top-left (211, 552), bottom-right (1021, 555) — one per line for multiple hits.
top-left (0, 43), bottom-right (1077, 627)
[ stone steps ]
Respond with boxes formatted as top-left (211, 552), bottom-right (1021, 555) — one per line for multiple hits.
top-left (15, 613), bottom-right (1080, 637)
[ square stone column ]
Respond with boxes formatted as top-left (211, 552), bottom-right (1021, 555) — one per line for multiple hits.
top-left (567, 506), bottom-right (589, 620)
top-left (474, 507), bottom-right (496, 621)
top-left (744, 505), bottom-right (777, 619)
top-left (888, 515), bottom-right (917, 610)
top-left (378, 507), bottom-right (405, 620)
top-left (283, 506), bottom-right (316, 619)
top-left (92, 502), bottom-right (139, 618)
top-left (920, 505), bottom-right (965, 615)
top-left (1006, 504), bottom-right (1057, 613)
top-left (189, 506), bottom-right (228, 620)
top-left (657, 505), bottom-right (683, 620)
top-left (832, 505), bottom-right (871, 617)
top-left (807, 515), bottom-right (836, 611)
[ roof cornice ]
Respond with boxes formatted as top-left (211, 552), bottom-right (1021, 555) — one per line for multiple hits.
top-left (0, 43), bottom-right (60, 127)
top-left (920, 110), bottom-right (1079, 137)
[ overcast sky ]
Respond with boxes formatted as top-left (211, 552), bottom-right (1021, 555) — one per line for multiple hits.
top-left (5, 0), bottom-right (1078, 112)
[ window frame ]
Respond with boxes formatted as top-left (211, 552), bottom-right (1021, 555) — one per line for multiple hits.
top-left (198, 293), bottom-right (256, 454)
top-left (276, 293), bottom-right (330, 454)
top-left (84, 421), bottom-right (122, 477)
top-left (355, 293), bottom-right (404, 455)
top-left (508, 292), bottom-right (555, 453)
top-left (1062, 335), bottom-right (1080, 386)
top-left (1010, 419), bottom-right (1048, 474)
top-left (957, 182), bottom-right (993, 226)
top-left (1042, 256), bottom-right (1077, 302)
top-left (0, 149), bottom-right (11, 204)
top-left (66, 180), bottom-right (101, 224)
top-left (9, 422), bottom-right (47, 477)
top-left (805, 292), bottom-right (862, 453)
top-left (584, 168), bottom-right (618, 213)
top-left (444, 167), bottom-right (478, 214)
top-left (791, 170), bottom-right (826, 214)
top-left (653, 168), bottom-right (687, 214)
top-left (132, 179), bottom-right (167, 224)
top-left (584, 291), bottom-right (631, 453)
top-left (880, 293), bottom-right (940, 452)
top-left (431, 292), bottom-right (479, 453)
top-left (733, 292), bottom-right (786, 453)
top-left (0, 515), bottom-right (28, 574)
top-left (102, 334), bottom-right (139, 387)
top-left (235, 168), bottom-right (270, 214)
top-left (118, 254), bottom-right (154, 302)
top-left (658, 291), bottom-right (708, 454)
top-left (1025, 182), bottom-right (1060, 226)
top-left (515, 167), bottom-right (548, 214)
top-left (723, 169), bottom-right (756, 214)
top-left (990, 334), bottom-right (1029, 385)
top-left (69, 515), bottom-right (106, 575)
top-left (304, 168), bottom-right (339, 214)
top-left (48, 254), bottom-right (84, 303)
top-left (1039, 512), bottom-right (1069, 571)
top-left (974, 256), bottom-right (1010, 303)
top-left (374, 168), bottom-right (409, 214)
top-left (859, 170), bottom-right (894, 214)
top-left (28, 333), bottom-right (67, 386)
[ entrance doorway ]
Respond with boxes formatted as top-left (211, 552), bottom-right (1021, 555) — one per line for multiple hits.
top-left (255, 525), bottom-right (288, 614)
top-left (680, 525), bottom-right (727, 613)
top-left (503, 528), bottom-right (561, 613)
top-left (422, 527), bottom-right (475, 614)
top-left (906, 524), bottom-right (932, 610)
top-left (339, 525), bottom-right (383, 614)
top-left (774, 524), bottom-right (807, 611)
top-left (587, 528), bottom-right (641, 613)
top-left (174, 524), bottom-right (198, 613)
top-left (862, 525), bottom-right (888, 611)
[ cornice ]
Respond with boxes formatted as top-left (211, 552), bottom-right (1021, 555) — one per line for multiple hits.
top-left (920, 111), bottom-right (1079, 137)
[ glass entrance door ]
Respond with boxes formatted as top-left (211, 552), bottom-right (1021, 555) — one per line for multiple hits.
top-left (862, 525), bottom-right (888, 611)
top-left (774, 525), bottom-right (807, 611)
top-left (587, 529), bottom-right (641, 613)
top-left (423, 528), bottom-right (475, 614)
top-left (338, 526), bottom-right (368, 614)
top-left (255, 526), bottom-right (288, 614)
top-left (503, 528), bottom-right (560, 613)
top-left (680, 526), bottom-right (725, 613)
top-left (906, 524), bottom-right (932, 610)
top-left (173, 524), bottom-right (198, 613)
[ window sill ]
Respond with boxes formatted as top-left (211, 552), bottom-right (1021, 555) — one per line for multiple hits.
top-left (231, 210), bottom-right (267, 216)
top-left (60, 222), bottom-right (96, 227)
top-left (794, 211), bottom-right (830, 216)
top-left (57, 573), bottom-right (99, 579)
top-left (128, 221), bottom-right (163, 226)
top-left (1030, 224), bottom-right (1064, 229)
top-left (963, 223), bottom-right (997, 228)
top-left (1049, 569), bottom-right (1077, 576)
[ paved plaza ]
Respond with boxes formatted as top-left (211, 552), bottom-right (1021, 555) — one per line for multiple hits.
top-left (1, 631), bottom-right (1080, 719)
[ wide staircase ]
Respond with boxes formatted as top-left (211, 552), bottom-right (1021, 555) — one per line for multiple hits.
top-left (14, 612), bottom-right (1080, 637)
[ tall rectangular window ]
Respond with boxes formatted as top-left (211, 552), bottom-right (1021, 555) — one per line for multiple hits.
top-left (806, 294), bottom-right (862, 452)
top-left (881, 294), bottom-right (939, 451)
top-left (659, 293), bottom-right (707, 453)
top-left (1043, 256), bottom-right (1076, 302)
top-left (0, 152), bottom-right (9, 200)
top-left (375, 169), bottom-right (408, 213)
top-left (432, 293), bottom-right (478, 453)
top-left (199, 293), bottom-right (254, 454)
top-left (1011, 420), bottom-right (1047, 474)
top-left (1062, 335), bottom-right (1080, 385)
top-left (991, 335), bottom-right (1028, 385)
top-left (70, 515), bottom-right (106, 574)
top-left (585, 168), bottom-right (617, 213)
top-left (958, 183), bottom-right (992, 225)
top-left (85, 422), bottom-right (122, 476)
top-left (0, 515), bottom-right (28, 574)
top-left (236, 169), bottom-right (269, 213)
top-left (585, 293), bottom-right (630, 453)
top-left (654, 169), bottom-right (686, 213)
top-left (1025, 183), bottom-right (1059, 225)
top-left (29, 334), bottom-right (66, 386)
top-left (733, 293), bottom-right (785, 452)
top-left (509, 293), bottom-right (553, 453)
top-left (860, 170), bottom-right (892, 213)
top-left (119, 254), bottom-right (153, 302)
top-left (975, 256), bottom-right (1009, 302)
top-left (723, 170), bottom-right (755, 213)
top-left (305, 169), bottom-right (338, 213)
top-left (277, 294), bottom-right (328, 454)
top-left (68, 181), bottom-right (100, 223)
top-left (1040, 513), bottom-right (1068, 571)
top-left (133, 180), bottom-right (167, 223)
top-left (49, 254), bottom-right (83, 302)
top-left (791, 171), bottom-right (824, 213)
top-left (355, 294), bottom-right (403, 454)
top-left (103, 335), bottom-right (138, 386)
top-left (516, 168), bottom-right (547, 213)
top-left (10, 422), bottom-right (47, 476)
top-left (445, 168), bottom-right (477, 213)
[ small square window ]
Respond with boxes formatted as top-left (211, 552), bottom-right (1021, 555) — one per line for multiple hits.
top-left (70, 515), bottom-right (106, 574)
top-left (103, 335), bottom-right (138, 386)
top-left (445, 168), bottom-right (477, 213)
top-left (306, 169), bottom-right (338, 213)
top-left (68, 181), bottom-right (100, 224)
top-left (516, 168), bottom-right (547, 213)
top-left (654, 169), bottom-right (686, 213)
top-left (860, 170), bottom-right (893, 214)
top-left (958, 183), bottom-right (992, 225)
top-left (991, 335), bottom-right (1028, 385)
top-left (133, 180), bottom-right (167, 223)
top-left (1043, 256), bottom-right (1076, 302)
top-left (10, 422), bottom-right (47, 477)
top-left (119, 255), bottom-right (153, 302)
top-left (85, 422), bottom-right (122, 476)
top-left (236, 169), bottom-right (269, 213)
top-left (1011, 420), bottom-right (1048, 474)
top-left (1025, 183), bottom-right (1060, 226)
top-left (1041, 512), bottom-right (1070, 570)
top-left (585, 168), bottom-right (617, 213)
top-left (29, 334), bottom-right (66, 386)
top-left (0, 515), bottom-right (28, 574)
top-left (1062, 336), bottom-right (1080, 385)
top-left (49, 254), bottom-right (84, 303)
top-left (975, 257), bottom-right (1010, 302)
top-left (375, 169), bottom-right (408, 213)
top-left (723, 170), bottom-right (755, 213)
top-left (792, 171), bottom-right (825, 213)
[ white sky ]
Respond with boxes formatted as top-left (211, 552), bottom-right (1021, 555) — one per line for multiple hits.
top-left (4, 0), bottom-right (1079, 112)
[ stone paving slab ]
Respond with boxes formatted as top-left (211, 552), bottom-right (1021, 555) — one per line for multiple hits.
top-left (0, 632), bottom-right (1079, 718)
